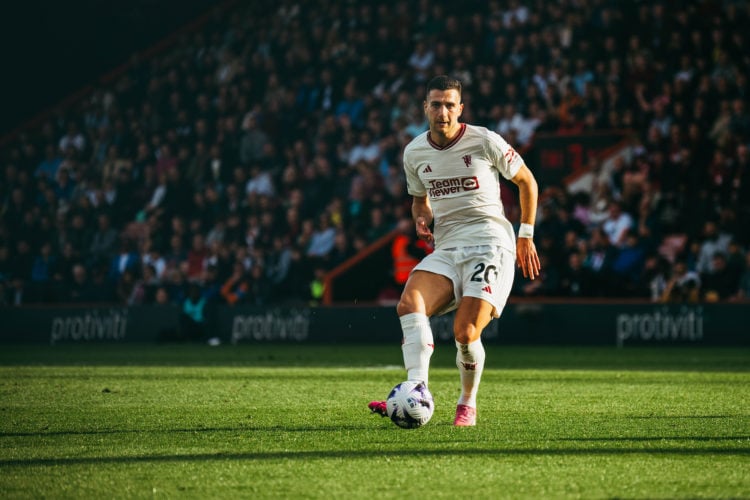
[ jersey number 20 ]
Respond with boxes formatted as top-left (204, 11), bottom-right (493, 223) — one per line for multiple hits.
top-left (470, 263), bottom-right (497, 284)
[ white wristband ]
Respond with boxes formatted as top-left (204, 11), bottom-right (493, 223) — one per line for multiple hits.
top-left (518, 223), bottom-right (534, 239)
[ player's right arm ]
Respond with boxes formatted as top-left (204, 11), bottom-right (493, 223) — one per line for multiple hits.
top-left (412, 195), bottom-right (434, 243)
top-left (403, 140), bottom-right (433, 243)
top-left (510, 164), bottom-right (541, 280)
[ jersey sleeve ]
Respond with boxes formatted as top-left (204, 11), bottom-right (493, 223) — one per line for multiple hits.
top-left (484, 129), bottom-right (525, 180)
top-left (403, 145), bottom-right (427, 197)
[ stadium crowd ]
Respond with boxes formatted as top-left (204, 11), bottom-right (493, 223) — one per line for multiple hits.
top-left (1, 0), bottom-right (750, 311)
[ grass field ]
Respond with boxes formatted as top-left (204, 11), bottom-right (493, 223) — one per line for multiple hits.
top-left (0, 343), bottom-right (748, 499)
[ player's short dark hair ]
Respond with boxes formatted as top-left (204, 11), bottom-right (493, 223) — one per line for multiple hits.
top-left (426, 75), bottom-right (462, 97)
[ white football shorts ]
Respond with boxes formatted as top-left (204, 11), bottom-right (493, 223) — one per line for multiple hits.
top-left (412, 245), bottom-right (515, 318)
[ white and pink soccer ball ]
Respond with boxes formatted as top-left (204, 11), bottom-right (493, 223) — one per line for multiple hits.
top-left (386, 381), bottom-right (434, 429)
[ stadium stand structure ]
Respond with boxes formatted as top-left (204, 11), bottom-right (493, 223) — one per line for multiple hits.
top-left (1, 1), bottom-right (749, 309)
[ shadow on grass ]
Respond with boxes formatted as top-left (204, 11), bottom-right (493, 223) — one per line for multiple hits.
top-left (628, 415), bottom-right (734, 419)
top-left (555, 436), bottom-right (750, 442)
top-left (1, 345), bottom-right (749, 372)
top-left (3, 424), bottom-right (748, 441)
top-left (1, 445), bottom-right (748, 468)
top-left (0, 424), bottom-right (369, 438)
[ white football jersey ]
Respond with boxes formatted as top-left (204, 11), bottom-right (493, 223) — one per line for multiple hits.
top-left (403, 123), bottom-right (524, 251)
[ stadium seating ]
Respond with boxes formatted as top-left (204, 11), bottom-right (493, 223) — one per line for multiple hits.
top-left (1, 1), bottom-right (749, 306)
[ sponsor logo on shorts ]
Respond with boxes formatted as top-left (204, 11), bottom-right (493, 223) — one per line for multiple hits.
top-left (482, 285), bottom-right (492, 294)
top-left (428, 177), bottom-right (479, 197)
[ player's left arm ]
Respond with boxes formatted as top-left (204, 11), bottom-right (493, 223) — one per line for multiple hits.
top-left (510, 164), bottom-right (541, 280)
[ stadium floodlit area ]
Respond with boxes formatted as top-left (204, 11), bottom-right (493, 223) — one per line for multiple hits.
top-left (1, 344), bottom-right (748, 499)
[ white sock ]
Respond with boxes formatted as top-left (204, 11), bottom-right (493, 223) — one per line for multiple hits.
top-left (400, 313), bottom-right (434, 384)
top-left (455, 339), bottom-right (485, 408)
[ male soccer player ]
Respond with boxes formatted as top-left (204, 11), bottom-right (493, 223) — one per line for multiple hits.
top-left (369, 75), bottom-right (541, 426)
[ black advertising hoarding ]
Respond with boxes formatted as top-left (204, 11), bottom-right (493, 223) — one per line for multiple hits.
top-left (0, 303), bottom-right (747, 347)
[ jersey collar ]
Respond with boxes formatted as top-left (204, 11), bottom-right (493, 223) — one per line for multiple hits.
top-left (427, 123), bottom-right (466, 150)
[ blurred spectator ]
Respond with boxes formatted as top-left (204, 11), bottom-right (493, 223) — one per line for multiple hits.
top-left (58, 122), bottom-right (86, 153)
top-left (391, 218), bottom-right (431, 290)
top-left (201, 264), bottom-right (222, 304)
top-left (266, 236), bottom-right (293, 298)
top-left (246, 265), bottom-right (273, 306)
top-left (348, 130), bottom-right (381, 168)
top-left (661, 260), bottom-right (701, 303)
top-left (335, 80), bottom-right (365, 130)
top-left (601, 201), bottom-right (635, 249)
top-left (611, 231), bottom-right (647, 295)
top-left (639, 254), bottom-right (670, 302)
top-left (695, 221), bottom-right (733, 274)
top-left (66, 264), bottom-right (95, 303)
top-left (558, 252), bottom-right (592, 297)
top-left (734, 251), bottom-right (750, 301)
top-left (408, 39), bottom-right (435, 82)
top-left (517, 254), bottom-right (559, 297)
top-left (180, 282), bottom-right (207, 341)
top-left (89, 264), bottom-right (117, 303)
top-left (115, 269), bottom-right (138, 304)
top-left (108, 238), bottom-right (140, 283)
top-left (245, 165), bottom-right (275, 198)
top-left (4, 278), bottom-right (26, 306)
top-left (583, 228), bottom-right (617, 296)
top-left (163, 268), bottom-right (187, 305)
top-left (101, 145), bottom-right (131, 186)
top-left (309, 265), bottom-right (327, 305)
top-left (220, 262), bottom-right (249, 306)
top-left (701, 252), bottom-right (737, 302)
top-left (186, 233), bottom-right (208, 280)
top-left (328, 230), bottom-right (356, 270)
top-left (239, 114), bottom-right (270, 166)
top-left (725, 241), bottom-right (746, 277)
top-left (0, 244), bottom-right (13, 283)
top-left (306, 213), bottom-right (336, 259)
top-left (35, 144), bottom-right (62, 180)
top-left (11, 239), bottom-right (34, 283)
top-left (154, 286), bottom-right (171, 305)
top-left (129, 263), bottom-right (159, 305)
top-left (89, 213), bottom-right (118, 266)
top-left (3, 188), bottom-right (29, 236)
top-left (366, 206), bottom-right (392, 242)
top-left (30, 242), bottom-right (57, 285)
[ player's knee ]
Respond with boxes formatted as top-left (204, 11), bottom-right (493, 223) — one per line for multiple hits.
top-left (396, 295), bottom-right (418, 316)
top-left (453, 322), bottom-right (481, 344)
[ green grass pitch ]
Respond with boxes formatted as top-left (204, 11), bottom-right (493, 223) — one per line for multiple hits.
top-left (0, 343), bottom-right (748, 499)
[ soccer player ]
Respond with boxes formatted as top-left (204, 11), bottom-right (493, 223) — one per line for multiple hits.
top-left (369, 75), bottom-right (541, 426)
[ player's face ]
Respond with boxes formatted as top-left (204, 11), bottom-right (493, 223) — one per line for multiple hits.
top-left (424, 89), bottom-right (463, 139)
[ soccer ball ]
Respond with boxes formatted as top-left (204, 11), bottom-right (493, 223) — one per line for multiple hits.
top-left (386, 381), bottom-right (434, 429)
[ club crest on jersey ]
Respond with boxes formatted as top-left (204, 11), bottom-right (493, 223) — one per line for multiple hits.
top-left (462, 155), bottom-right (472, 167)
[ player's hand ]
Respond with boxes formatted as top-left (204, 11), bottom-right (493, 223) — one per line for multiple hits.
top-left (516, 237), bottom-right (541, 280)
top-left (415, 216), bottom-right (433, 243)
